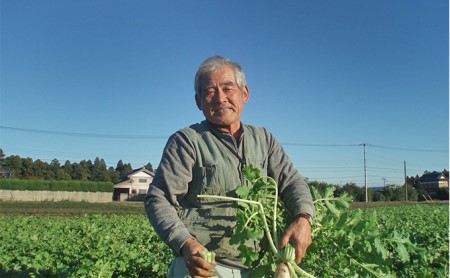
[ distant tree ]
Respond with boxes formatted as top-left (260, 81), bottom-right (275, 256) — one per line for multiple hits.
top-left (407, 175), bottom-right (417, 188)
top-left (116, 160), bottom-right (124, 173)
top-left (407, 184), bottom-right (418, 201)
top-left (63, 160), bottom-right (72, 177)
top-left (55, 168), bottom-right (71, 180)
top-left (125, 162), bottom-right (133, 171)
top-left (21, 157), bottom-right (34, 178)
top-left (86, 160), bottom-right (93, 173)
top-left (72, 160), bottom-right (91, 180)
top-left (0, 148), bottom-right (5, 165)
top-left (92, 157), bottom-right (110, 182)
top-left (108, 166), bottom-right (120, 184)
top-left (144, 162), bottom-right (154, 172)
top-left (71, 163), bottom-right (80, 180)
top-left (391, 184), bottom-right (418, 201)
top-left (33, 159), bottom-right (48, 178)
top-left (382, 185), bottom-right (396, 201)
top-left (369, 190), bottom-right (386, 202)
top-left (116, 161), bottom-right (133, 180)
top-left (410, 175), bottom-right (420, 189)
top-left (116, 160), bottom-right (133, 180)
top-left (339, 183), bottom-right (365, 202)
top-left (49, 159), bottom-right (61, 178)
top-left (4, 155), bottom-right (22, 177)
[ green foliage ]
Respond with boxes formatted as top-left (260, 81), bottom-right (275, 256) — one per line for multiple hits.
top-left (68, 180), bottom-right (82, 191)
top-left (303, 190), bottom-right (449, 277)
top-left (230, 166), bottom-right (294, 275)
top-left (0, 179), bottom-right (113, 192)
top-left (0, 150), bottom-right (152, 183)
top-left (98, 181), bottom-right (114, 192)
top-left (81, 181), bottom-right (98, 192)
top-left (1, 201), bottom-right (146, 216)
top-left (201, 164), bottom-right (315, 277)
top-left (202, 165), bottom-right (445, 277)
top-left (0, 201), bottom-right (447, 277)
top-left (374, 205), bottom-right (449, 277)
top-left (0, 215), bottom-right (172, 277)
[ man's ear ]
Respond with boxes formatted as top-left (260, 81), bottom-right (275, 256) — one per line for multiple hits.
top-left (195, 94), bottom-right (202, 110)
top-left (243, 85), bottom-right (250, 103)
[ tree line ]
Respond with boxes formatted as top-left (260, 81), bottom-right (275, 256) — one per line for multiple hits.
top-left (308, 170), bottom-right (449, 202)
top-left (0, 148), bottom-right (153, 184)
top-left (0, 148), bottom-right (447, 201)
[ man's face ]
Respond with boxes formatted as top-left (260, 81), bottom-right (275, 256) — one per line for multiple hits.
top-left (196, 66), bottom-right (249, 132)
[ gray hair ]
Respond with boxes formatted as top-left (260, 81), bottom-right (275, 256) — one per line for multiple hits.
top-left (194, 56), bottom-right (247, 97)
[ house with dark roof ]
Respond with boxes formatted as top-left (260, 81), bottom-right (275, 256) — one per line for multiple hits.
top-left (113, 167), bottom-right (154, 201)
top-left (417, 172), bottom-right (449, 195)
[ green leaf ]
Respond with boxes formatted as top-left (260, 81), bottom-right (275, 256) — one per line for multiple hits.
top-left (242, 164), bottom-right (260, 181)
top-left (238, 244), bottom-right (260, 266)
top-left (324, 200), bottom-right (340, 216)
top-left (374, 237), bottom-right (389, 260)
top-left (236, 186), bottom-right (251, 198)
top-left (395, 242), bottom-right (410, 263)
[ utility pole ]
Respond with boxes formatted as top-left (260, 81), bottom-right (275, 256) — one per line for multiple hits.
top-left (362, 143), bottom-right (368, 202)
top-left (404, 160), bottom-right (407, 201)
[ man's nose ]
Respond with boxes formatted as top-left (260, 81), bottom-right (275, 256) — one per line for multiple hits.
top-left (212, 88), bottom-right (227, 102)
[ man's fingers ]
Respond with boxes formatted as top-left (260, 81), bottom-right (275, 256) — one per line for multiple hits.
top-left (295, 245), bottom-right (305, 264)
top-left (279, 230), bottom-right (292, 249)
top-left (187, 255), bottom-right (216, 277)
top-left (196, 256), bottom-right (216, 271)
top-left (279, 237), bottom-right (287, 249)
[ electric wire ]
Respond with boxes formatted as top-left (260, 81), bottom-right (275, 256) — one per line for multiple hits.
top-left (2, 125), bottom-right (447, 186)
top-left (2, 125), bottom-right (448, 152)
top-left (0, 125), bottom-right (167, 139)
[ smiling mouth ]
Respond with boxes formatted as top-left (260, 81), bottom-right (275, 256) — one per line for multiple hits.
top-left (214, 107), bottom-right (232, 113)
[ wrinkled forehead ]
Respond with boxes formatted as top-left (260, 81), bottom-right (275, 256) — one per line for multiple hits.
top-left (199, 66), bottom-right (237, 88)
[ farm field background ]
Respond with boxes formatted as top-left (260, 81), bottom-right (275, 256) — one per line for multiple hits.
top-left (0, 201), bottom-right (448, 277)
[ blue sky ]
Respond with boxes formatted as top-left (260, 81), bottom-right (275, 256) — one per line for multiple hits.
top-left (1, 0), bottom-right (448, 187)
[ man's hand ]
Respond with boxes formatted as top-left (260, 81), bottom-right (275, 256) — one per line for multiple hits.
top-left (279, 216), bottom-right (312, 264)
top-left (181, 239), bottom-right (216, 277)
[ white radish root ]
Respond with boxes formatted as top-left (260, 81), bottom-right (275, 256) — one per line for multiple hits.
top-left (274, 262), bottom-right (291, 278)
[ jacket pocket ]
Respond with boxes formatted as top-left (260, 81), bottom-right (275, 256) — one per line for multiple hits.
top-left (198, 164), bottom-right (223, 196)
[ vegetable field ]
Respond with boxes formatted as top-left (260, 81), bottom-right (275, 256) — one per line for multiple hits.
top-left (0, 214), bottom-right (172, 277)
top-left (0, 203), bottom-right (448, 277)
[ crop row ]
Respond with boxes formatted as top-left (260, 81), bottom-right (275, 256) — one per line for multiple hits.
top-left (0, 205), bottom-right (448, 277)
top-left (0, 215), bottom-right (172, 277)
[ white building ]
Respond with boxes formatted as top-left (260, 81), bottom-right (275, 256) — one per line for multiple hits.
top-left (113, 167), bottom-right (154, 201)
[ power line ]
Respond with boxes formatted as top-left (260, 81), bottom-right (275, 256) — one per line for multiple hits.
top-left (283, 142), bottom-right (360, 147)
top-left (370, 144), bottom-right (448, 153)
top-left (2, 125), bottom-right (448, 153)
top-left (0, 125), bottom-right (167, 139)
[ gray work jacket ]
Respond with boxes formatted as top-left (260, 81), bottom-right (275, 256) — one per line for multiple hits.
top-left (144, 121), bottom-right (314, 268)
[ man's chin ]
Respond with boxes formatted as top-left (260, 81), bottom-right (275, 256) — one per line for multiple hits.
top-left (207, 118), bottom-right (234, 128)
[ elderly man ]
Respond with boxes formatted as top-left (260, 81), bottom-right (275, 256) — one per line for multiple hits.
top-left (145, 56), bottom-right (314, 278)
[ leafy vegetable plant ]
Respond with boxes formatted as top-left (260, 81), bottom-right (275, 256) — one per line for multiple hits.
top-left (198, 164), bottom-right (417, 277)
top-left (199, 164), bottom-right (317, 277)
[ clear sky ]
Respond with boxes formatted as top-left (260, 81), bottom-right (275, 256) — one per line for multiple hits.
top-left (1, 0), bottom-right (448, 187)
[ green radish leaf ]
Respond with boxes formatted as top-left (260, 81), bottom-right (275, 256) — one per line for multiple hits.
top-left (236, 186), bottom-right (251, 198)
